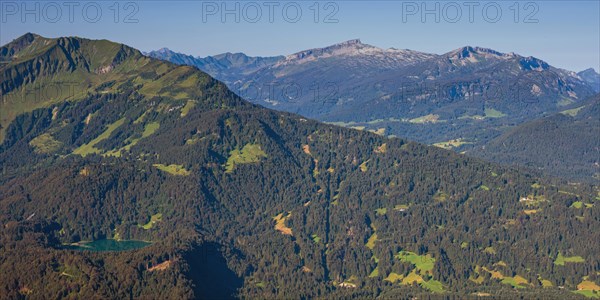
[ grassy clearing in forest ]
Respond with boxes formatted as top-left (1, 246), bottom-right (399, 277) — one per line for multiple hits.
top-left (375, 208), bottom-right (387, 216)
top-left (578, 280), bottom-right (600, 291)
top-left (180, 100), bottom-right (196, 117)
top-left (311, 234), bottom-right (321, 244)
top-left (360, 160), bottom-right (369, 172)
top-left (421, 279), bottom-right (445, 293)
top-left (396, 251), bottom-right (436, 273)
top-left (574, 290), bottom-right (600, 298)
top-left (394, 204), bottom-right (409, 211)
top-left (368, 128), bottom-right (386, 135)
top-left (402, 270), bottom-right (424, 285)
top-left (561, 106), bottom-right (585, 117)
top-left (224, 143), bottom-right (267, 173)
top-left (104, 122), bottom-right (160, 157)
top-left (409, 114), bottom-right (440, 124)
top-left (366, 233), bottom-right (378, 249)
top-left (574, 280), bottom-right (600, 298)
top-left (501, 275), bottom-right (528, 289)
top-left (153, 164), bottom-right (191, 176)
top-left (374, 143), bottom-right (387, 154)
top-left (73, 118), bottom-right (126, 157)
top-left (484, 247), bottom-right (497, 254)
top-left (433, 138), bottom-right (472, 150)
top-left (541, 279), bottom-right (553, 287)
top-left (571, 201), bottom-right (584, 209)
top-left (139, 213), bottom-right (163, 230)
top-left (29, 133), bottom-right (62, 154)
top-left (384, 272), bottom-right (404, 283)
top-left (433, 191), bottom-right (448, 202)
top-left (482, 266), bottom-right (503, 279)
top-left (484, 108), bottom-right (506, 118)
top-left (554, 252), bottom-right (585, 265)
top-left (273, 212), bottom-right (292, 235)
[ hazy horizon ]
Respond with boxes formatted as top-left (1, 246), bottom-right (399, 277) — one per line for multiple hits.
top-left (2, 1), bottom-right (599, 72)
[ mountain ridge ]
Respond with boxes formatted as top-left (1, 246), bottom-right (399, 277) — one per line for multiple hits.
top-left (145, 47), bottom-right (284, 84)
top-left (0, 34), bottom-right (240, 142)
top-left (578, 67), bottom-right (600, 92)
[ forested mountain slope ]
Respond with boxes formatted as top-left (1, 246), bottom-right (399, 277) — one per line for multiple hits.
top-left (1, 34), bottom-right (599, 299)
top-left (470, 94), bottom-right (600, 183)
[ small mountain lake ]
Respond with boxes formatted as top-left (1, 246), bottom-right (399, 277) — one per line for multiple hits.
top-left (64, 239), bottom-right (151, 252)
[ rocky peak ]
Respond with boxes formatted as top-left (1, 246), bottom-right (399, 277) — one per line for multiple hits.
top-left (519, 56), bottom-right (549, 71)
top-left (449, 46), bottom-right (508, 59)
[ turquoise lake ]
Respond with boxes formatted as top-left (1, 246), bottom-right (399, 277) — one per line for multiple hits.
top-left (64, 239), bottom-right (151, 251)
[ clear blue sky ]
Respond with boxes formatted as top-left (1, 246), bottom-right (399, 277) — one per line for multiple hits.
top-left (1, 0), bottom-right (598, 71)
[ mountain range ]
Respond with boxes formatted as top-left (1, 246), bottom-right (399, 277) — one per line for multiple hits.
top-left (148, 40), bottom-right (599, 182)
top-left (145, 48), bottom-right (283, 87)
top-left (1, 33), bottom-right (599, 299)
top-left (148, 40), bottom-right (597, 132)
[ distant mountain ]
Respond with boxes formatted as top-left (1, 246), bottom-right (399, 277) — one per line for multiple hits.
top-left (2, 33), bottom-right (599, 299)
top-left (320, 45), bottom-right (595, 147)
top-left (274, 39), bottom-right (435, 69)
top-left (145, 47), bottom-right (201, 66)
top-left (244, 43), bottom-right (594, 145)
top-left (151, 41), bottom-right (595, 151)
top-left (146, 47), bottom-right (283, 84)
top-left (470, 94), bottom-right (600, 182)
top-left (578, 68), bottom-right (600, 92)
top-left (238, 39), bottom-right (437, 116)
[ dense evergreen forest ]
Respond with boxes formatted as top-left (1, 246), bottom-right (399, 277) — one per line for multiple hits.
top-left (0, 34), bottom-right (599, 299)
top-left (470, 94), bottom-right (600, 183)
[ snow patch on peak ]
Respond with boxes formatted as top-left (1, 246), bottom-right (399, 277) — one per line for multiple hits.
top-left (449, 46), bottom-right (508, 58)
top-left (446, 46), bottom-right (522, 65)
top-left (283, 39), bottom-right (370, 61)
top-left (277, 39), bottom-right (435, 67)
top-left (519, 56), bottom-right (549, 71)
top-left (155, 47), bottom-right (173, 53)
top-left (335, 39), bottom-right (363, 47)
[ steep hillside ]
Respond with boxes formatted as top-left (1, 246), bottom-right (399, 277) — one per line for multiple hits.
top-left (0, 33), bottom-right (232, 143)
top-left (1, 34), bottom-right (599, 299)
top-left (470, 94), bottom-right (600, 183)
